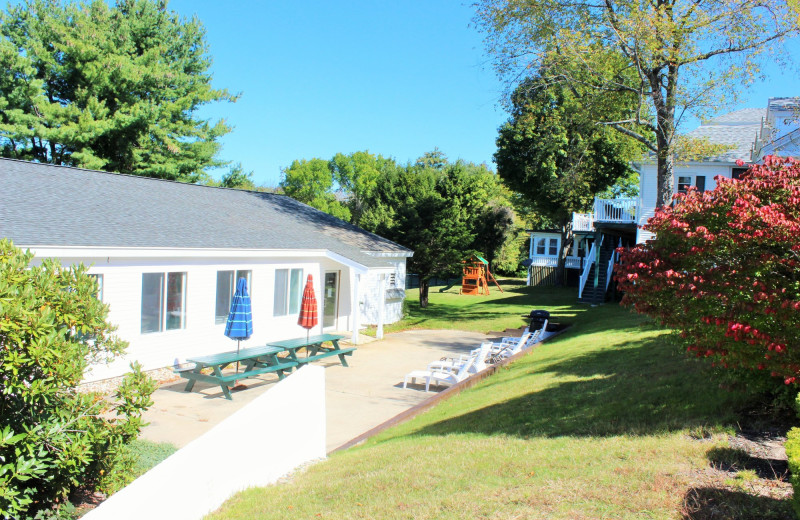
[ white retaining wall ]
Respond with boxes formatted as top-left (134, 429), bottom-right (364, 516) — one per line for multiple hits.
top-left (82, 365), bottom-right (326, 520)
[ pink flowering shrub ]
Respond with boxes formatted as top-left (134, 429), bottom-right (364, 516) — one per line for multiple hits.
top-left (616, 156), bottom-right (800, 388)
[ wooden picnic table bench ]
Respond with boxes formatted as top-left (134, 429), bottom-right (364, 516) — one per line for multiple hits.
top-left (178, 344), bottom-right (297, 400)
top-left (267, 334), bottom-right (355, 367)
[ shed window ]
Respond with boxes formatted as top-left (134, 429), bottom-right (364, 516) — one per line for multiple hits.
top-left (535, 238), bottom-right (546, 255)
top-left (548, 238), bottom-right (558, 256)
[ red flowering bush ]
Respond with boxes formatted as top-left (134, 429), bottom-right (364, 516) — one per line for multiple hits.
top-left (617, 156), bottom-right (800, 388)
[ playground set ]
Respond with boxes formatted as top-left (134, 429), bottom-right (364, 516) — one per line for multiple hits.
top-left (460, 255), bottom-right (503, 295)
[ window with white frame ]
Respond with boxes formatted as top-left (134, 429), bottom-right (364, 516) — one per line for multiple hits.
top-left (548, 238), bottom-right (558, 256)
top-left (215, 270), bottom-right (252, 324)
top-left (88, 274), bottom-right (103, 301)
top-left (536, 238), bottom-right (546, 255)
top-left (141, 272), bottom-right (187, 334)
top-left (677, 176), bottom-right (692, 193)
top-left (273, 268), bottom-right (303, 316)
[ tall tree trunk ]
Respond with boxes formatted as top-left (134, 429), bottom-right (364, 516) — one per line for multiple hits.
top-left (556, 218), bottom-right (572, 287)
top-left (419, 278), bottom-right (430, 308)
top-left (656, 131), bottom-right (675, 207)
top-left (649, 66), bottom-right (677, 208)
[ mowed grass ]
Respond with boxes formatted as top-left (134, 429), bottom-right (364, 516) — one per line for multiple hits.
top-left (207, 284), bottom-right (791, 519)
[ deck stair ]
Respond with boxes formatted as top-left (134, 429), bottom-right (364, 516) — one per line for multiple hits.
top-left (578, 235), bottom-right (617, 305)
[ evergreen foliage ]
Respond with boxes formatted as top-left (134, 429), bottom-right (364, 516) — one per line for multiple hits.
top-left (0, 0), bottom-right (235, 182)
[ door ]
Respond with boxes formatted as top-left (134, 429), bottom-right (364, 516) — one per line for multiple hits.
top-left (323, 271), bottom-right (339, 328)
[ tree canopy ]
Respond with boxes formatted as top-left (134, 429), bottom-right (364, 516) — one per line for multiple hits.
top-left (0, 0), bottom-right (235, 182)
top-left (475, 0), bottom-right (799, 207)
top-left (495, 72), bottom-right (644, 226)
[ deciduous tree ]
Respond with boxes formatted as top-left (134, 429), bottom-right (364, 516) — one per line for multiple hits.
top-left (495, 72), bottom-right (644, 281)
top-left (475, 0), bottom-right (798, 206)
top-left (616, 156), bottom-right (800, 390)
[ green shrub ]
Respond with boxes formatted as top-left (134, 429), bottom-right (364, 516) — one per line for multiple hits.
top-left (0, 239), bottom-right (156, 519)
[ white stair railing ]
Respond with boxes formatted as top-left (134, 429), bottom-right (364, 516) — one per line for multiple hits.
top-left (605, 238), bottom-right (622, 291)
top-left (578, 236), bottom-right (602, 299)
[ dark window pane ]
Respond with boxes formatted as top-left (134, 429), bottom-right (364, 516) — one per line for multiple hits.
top-left (166, 272), bottom-right (186, 330)
top-left (141, 273), bottom-right (164, 333)
top-left (695, 176), bottom-right (706, 192)
top-left (732, 167), bottom-right (748, 180)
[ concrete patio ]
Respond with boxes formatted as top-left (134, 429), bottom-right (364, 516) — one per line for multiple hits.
top-left (139, 329), bottom-right (493, 452)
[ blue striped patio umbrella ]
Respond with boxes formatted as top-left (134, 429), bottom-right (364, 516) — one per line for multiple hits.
top-left (225, 277), bottom-right (253, 379)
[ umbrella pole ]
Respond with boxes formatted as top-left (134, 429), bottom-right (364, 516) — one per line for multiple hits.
top-left (236, 339), bottom-right (241, 375)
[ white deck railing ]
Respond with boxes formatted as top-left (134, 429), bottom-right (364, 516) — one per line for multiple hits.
top-left (593, 197), bottom-right (639, 223)
top-left (572, 213), bottom-right (594, 232)
top-left (578, 236), bottom-right (601, 299)
top-left (528, 256), bottom-right (584, 269)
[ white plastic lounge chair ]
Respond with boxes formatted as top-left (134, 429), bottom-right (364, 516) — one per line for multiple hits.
top-left (426, 341), bottom-right (496, 374)
top-left (425, 343), bottom-right (493, 391)
top-left (404, 343), bottom-right (493, 391)
top-left (489, 319), bottom-right (548, 362)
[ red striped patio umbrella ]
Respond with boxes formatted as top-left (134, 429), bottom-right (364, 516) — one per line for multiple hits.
top-left (298, 274), bottom-right (318, 342)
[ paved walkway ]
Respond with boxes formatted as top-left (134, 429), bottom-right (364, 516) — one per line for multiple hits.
top-left (139, 329), bottom-right (493, 452)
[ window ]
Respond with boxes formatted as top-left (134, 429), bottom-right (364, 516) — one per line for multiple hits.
top-left (677, 176), bottom-right (692, 193)
top-left (89, 274), bottom-right (103, 301)
top-left (548, 238), bottom-right (558, 256)
top-left (536, 238), bottom-right (546, 255)
top-left (695, 176), bottom-right (706, 192)
top-left (273, 268), bottom-right (303, 316)
top-left (732, 167), bottom-right (748, 180)
top-left (215, 270), bottom-right (252, 324)
top-left (141, 272), bottom-right (187, 334)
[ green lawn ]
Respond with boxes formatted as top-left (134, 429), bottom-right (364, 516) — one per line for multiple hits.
top-left (207, 283), bottom-right (792, 519)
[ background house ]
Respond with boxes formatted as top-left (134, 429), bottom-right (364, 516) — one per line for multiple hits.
top-left (0, 159), bottom-right (412, 381)
top-left (526, 97), bottom-right (799, 303)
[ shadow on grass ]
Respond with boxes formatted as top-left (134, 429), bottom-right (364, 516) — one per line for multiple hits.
top-left (681, 487), bottom-right (793, 520)
top-left (707, 446), bottom-right (789, 481)
top-left (411, 333), bottom-right (750, 439)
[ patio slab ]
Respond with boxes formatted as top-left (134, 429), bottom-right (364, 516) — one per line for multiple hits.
top-left (139, 329), bottom-right (492, 452)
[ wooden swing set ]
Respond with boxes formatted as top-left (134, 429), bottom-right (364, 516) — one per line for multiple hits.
top-left (460, 255), bottom-right (503, 295)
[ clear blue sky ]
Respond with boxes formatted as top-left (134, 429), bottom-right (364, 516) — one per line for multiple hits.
top-left (167, 0), bottom-right (800, 187)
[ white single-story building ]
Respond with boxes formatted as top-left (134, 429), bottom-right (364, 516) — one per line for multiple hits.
top-left (0, 158), bottom-right (412, 382)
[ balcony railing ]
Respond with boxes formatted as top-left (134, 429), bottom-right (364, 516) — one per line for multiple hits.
top-left (572, 213), bottom-right (594, 232)
top-left (527, 256), bottom-right (584, 269)
top-left (593, 197), bottom-right (638, 223)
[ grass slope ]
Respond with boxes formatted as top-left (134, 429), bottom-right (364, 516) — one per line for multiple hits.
top-left (207, 282), bottom-right (792, 519)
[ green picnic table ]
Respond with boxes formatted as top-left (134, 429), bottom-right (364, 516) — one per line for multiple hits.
top-left (178, 344), bottom-right (297, 400)
top-left (267, 334), bottom-right (355, 367)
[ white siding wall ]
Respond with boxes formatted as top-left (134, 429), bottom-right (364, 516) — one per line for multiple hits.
top-left (29, 254), bottom-right (360, 382)
top-left (636, 162), bottom-right (735, 243)
top-left (360, 259), bottom-right (406, 326)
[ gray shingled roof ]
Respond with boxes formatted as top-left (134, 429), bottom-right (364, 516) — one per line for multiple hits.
top-left (687, 108), bottom-right (764, 162)
top-left (0, 159), bottom-right (411, 268)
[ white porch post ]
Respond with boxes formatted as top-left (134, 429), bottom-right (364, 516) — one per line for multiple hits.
top-left (376, 273), bottom-right (386, 340)
top-left (527, 232), bottom-right (534, 286)
top-left (352, 273), bottom-right (360, 345)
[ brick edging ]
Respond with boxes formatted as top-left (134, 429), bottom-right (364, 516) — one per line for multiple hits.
top-left (330, 325), bottom-right (572, 453)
